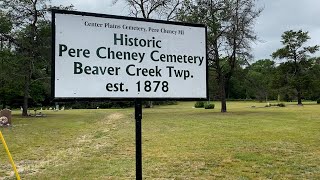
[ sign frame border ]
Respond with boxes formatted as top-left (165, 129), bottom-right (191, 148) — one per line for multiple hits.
top-left (51, 9), bottom-right (208, 101)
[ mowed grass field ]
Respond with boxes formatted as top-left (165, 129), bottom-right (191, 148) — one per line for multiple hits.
top-left (1, 101), bottom-right (320, 179)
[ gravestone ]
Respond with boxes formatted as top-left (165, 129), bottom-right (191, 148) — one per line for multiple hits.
top-left (0, 109), bottom-right (12, 126)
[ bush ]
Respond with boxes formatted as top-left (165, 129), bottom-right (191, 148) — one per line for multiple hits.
top-left (68, 101), bottom-right (134, 109)
top-left (165, 101), bottom-right (178, 105)
top-left (153, 101), bottom-right (178, 105)
top-left (265, 103), bottom-right (285, 107)
top-left (317, 99), bottom-right (320, 104)
top-left (194, 101), bottom-right (205, 108)
top-left (204, 103), bottom-right (215, 109)
top-left (277, 103), bottom-right (286, 107)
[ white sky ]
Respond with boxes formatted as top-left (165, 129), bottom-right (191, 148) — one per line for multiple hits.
top-left (254, 0), bottom-right (320, 60)
top-left (52, 0), bottom-right (320, 61)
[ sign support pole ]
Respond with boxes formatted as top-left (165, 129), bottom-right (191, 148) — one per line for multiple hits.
top-left (0, 131), bottom-right (21, 180)
top-left (135, 99), bottom-right (142, 180)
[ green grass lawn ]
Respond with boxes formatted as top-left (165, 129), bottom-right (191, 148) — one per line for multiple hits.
top-left (1, 101), bottom-right (320, 179)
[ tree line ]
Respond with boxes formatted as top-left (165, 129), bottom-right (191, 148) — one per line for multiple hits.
top-left (0, 0), bottom-right (319, 116)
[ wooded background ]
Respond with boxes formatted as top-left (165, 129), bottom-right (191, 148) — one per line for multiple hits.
top-left (0, 0), bottom-right (319, 115)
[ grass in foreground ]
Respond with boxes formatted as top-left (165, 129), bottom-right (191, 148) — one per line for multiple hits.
top-left (0, 101), bottom-right (320, 179)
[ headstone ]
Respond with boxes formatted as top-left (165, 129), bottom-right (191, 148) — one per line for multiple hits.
top-left (0, 109), bottom-right (12, 126)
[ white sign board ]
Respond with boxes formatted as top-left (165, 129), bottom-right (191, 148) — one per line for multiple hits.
top-left (52, 10), bottom-right (207, 99)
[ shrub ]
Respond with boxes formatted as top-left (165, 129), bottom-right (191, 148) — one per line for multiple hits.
top-left (317, 98), bottom-right (320, 104)
top-left (166, 101), bottom-right (178, 105)
top-left (265, 103), bottom-right (285, 107)
top-left (204, 103), bottom-right (215, 109)
top-left (194, 101), bottom-right (205, 108)
top-left (153, 101), bottom-right (178, 105)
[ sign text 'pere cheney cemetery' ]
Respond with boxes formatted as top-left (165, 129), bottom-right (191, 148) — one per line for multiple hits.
top-left (53, 10), bottom-right (207, 99)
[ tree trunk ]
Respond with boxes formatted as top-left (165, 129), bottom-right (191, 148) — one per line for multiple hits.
top-left (297, 89), bottom-right (302, 105)
top-left (22, 74), bottom-right (30, 116)
top-left (22, 59), bottom-right (32, 116)
top-left (145, 101), bottom-right (153, 108)
top-left (22, 0), bottom-right (37, 116)
top-left (265, 92), bottom-right (268, 102)
top-left (220, 79), bottom-right (227, 112)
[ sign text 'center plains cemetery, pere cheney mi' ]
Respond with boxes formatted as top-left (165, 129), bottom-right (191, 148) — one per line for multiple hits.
top-left (53, 11), bottom-right (207, 99)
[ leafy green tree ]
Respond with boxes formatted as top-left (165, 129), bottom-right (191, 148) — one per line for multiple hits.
top-left (0, 50), bottom-right (20, 108)
top-left (178, 0), bottom-right (262, 112)
top-left (304, 57), bottom-right (320, 101)
top-left (16, 21), bottom-right (52, 106)
top-left (0, 0), bottom-right (49, 115)
top-left (0, 12), bottom-right (18, 108)
top-left (272, 30), bottom-right (319, 105)
top-left (245, 59), bottom-right (276, 101)
top-left (1, 1), bottom-right (73, 115)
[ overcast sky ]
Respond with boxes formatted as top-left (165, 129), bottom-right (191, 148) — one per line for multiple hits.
top-left (52, 0), bottom-right (320, 61)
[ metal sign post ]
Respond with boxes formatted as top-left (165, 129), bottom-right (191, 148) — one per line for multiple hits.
top-left (134, 99), bottom-right (142, 180)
